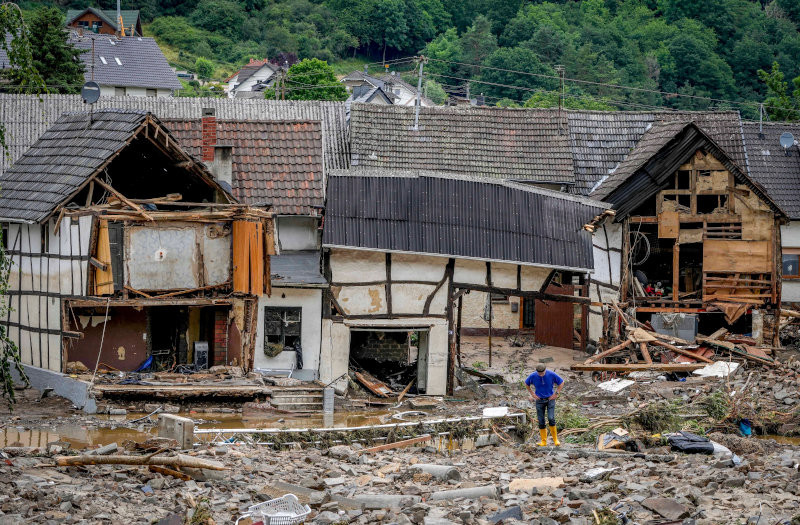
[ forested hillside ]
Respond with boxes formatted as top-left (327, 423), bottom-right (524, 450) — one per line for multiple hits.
top-left (18, 0), bottom-right (800, 116)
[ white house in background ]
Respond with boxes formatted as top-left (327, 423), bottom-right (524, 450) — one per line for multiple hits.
top-left (341, 69), bottom-right (435, 107)
top-left (69, 32), bottom-right (181, 96)
top-left (225, 59), bottom-right (279, 99)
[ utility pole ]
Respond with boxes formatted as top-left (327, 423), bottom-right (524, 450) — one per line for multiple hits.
top-left (414, 56), bottom-right (426, 131)
top-left (465, 82), bottom-right (470, 104)
top-left (555, 65), bottom-right (565, 133)
top-left (274, 70), bottom-right (280, 101)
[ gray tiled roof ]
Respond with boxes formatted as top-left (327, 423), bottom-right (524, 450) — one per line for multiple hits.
top-left (323, 169), bottom-right (609, 271)
top-left (271, 251), bottom-right (325, 286)
top-left (349, 104), bottom-right (574, 183)
top-left (567, 110), bottom-right (747, 194)
top-left (0, 96), bottom-right (350, 174)
top-left (164, 119), bottom-right (324, 215)
top-left (590, 120), bottom-right (692, 200)
top-left (741, 122), bottom-right (800, 219)
top-left (69, 33), bottom-right (181, 90)
top-left (0, 109), bottom-right (149, 222)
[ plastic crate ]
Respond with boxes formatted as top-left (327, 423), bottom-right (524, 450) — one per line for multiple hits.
top-left (236, 494), bottom-right (311, 525)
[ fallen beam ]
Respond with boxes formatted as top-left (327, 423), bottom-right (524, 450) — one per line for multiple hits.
top-left (56, 453), bottom-right (228, 470)
top-left (650, 340), bottom-right (715, 364)
top-left (571, 363), bottom-right (707, 372)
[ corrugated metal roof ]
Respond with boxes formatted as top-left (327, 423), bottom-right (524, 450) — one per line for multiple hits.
top-left (323, 170), bottom-right (609, 271)
top-left (0, 109), bottom-right (149, 222)
top-left (164, 119), bottom-right (324, 215)
top-left (741, 121), bottom-right (800, 219)
top-left (0, 95), bottom-right (350, 175)
top-left (349, 104), bottom-right (575, 184)
top-left (271, 251), bottom-right (325, 286)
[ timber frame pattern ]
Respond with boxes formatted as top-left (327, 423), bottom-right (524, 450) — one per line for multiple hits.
top-left (1, 110), bottom-right (275, 373)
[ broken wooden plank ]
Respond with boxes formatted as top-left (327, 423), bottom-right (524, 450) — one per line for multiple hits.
top-left (354, 371), bottom-right (394, 398)
top-left (93, 178), bottom-right (154, 221)
top-left (56, 453), bottom-right (227, 470)
top-left (358, 435), bottom-right (432, 453)
top-left (638, 342), bottom-right (653, 365)
top-left (706, 328), bottom-right (729, 341)
top-left (89, 257), bottom-right (108, 272)
top-left (650, 340), bottom-right (715, 364)
top-left (571, 363), bottom-right (707, 372)
top-left (584, 340), bottom-right (631, 364)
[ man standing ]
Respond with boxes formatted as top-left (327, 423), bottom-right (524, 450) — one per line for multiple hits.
top-left (525, 363), bottom-right (564, 446)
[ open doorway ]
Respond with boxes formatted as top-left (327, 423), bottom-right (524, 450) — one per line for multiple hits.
top-left (348, 328), bottom-right (430, 394)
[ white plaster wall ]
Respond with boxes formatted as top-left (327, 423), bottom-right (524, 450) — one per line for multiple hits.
top-left (319, 317), bottom-right (448, 395)
top-left (276, 216), bottom-right (318, 252)
top-left (520, 266), bottom-right (551, 291)
top-left (235, 67), bottom-right (275, 92)
top-left (453, 259), bottom-right (487, 285)
top-left (588, 220), bottom-right (623, 343)
top-left (491, 262), bottom-right (518, 288)
top-left (391, 283), bottom-right (438, 314)
top-left (319, 319), bottom-right (353, 392)
top-left (333, 285), bottom-right (387, 315)
top-left (391, 253), bottom-right (447, 281)
top-left (253, 287), bottom-right (322, 376)
top-left (330, 249), bottom-right (386, 282)
top-left (782, 221), bottom-right (800, 303)
top-left (5, 216), bottom-right (92, 372)
top-left (99, 85), bottom-right (172, 97)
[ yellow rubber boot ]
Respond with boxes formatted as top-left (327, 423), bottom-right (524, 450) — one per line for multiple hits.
top-left (537, 428), bottom-right (548, 447)
top-left (549, 425), bottom-right (561, 446)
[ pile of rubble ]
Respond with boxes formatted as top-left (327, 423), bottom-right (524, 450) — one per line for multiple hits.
top-left (575, 307), bottom-right (777, 375)
top-left (2, 429), bottom-right (799, 524)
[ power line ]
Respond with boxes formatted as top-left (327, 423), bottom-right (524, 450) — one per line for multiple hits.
top-left (418, 55), bottom-right (783, 113)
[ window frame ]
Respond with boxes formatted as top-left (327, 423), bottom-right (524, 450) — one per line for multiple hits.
top-left (263, 306), bottom-right (302, 350)
top-left (783, 248), bottom-right (800, 279)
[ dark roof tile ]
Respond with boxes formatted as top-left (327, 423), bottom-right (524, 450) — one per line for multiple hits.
top-left (741, 122), bottom-right (800, 219)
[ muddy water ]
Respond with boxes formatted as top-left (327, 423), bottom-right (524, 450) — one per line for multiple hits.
top-left (0, 410), bottom-right (397, 449)
top-left (755, 435), bottom-right (800, 445)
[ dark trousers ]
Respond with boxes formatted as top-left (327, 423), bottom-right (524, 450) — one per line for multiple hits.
top-left (536, 398), bottom-right (556, 429)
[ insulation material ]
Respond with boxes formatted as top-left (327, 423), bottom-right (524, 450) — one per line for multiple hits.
top-left (231, 220), bottom-right (265, 295)
top-left (94, 220), bottom-right (114, 295)
top-left (695, 169), bottom-right (729, 191)
top-left (678, 229), bottom-right (703, 244)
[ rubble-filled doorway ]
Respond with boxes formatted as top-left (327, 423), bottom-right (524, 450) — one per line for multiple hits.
top-left (349, 328), bottom-right (430, 394)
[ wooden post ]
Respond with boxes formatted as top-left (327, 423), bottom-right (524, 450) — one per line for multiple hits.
top-left (456, 294), bottom-right (463, 368)
top-left (488, 297), bottom-right (492, 368)
top-left (672, 240), bottom-right (680, 302)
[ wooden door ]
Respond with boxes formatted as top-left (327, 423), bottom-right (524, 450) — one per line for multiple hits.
top-left (533, 284), bottom-right (575, 349)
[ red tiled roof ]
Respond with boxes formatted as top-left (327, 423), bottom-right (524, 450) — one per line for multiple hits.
top-left (164, 119), bottom-right (324, 215)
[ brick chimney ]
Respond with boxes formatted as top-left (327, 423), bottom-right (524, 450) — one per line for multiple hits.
top-left (201, 107), bottom-right (216, 162)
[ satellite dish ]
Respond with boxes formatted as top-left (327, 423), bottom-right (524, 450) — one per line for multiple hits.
top-left (81, 81), bottom-right (100, 104)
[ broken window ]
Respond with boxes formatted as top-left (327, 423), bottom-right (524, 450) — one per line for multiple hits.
top-left (264, 307), bottom-right (302, 353)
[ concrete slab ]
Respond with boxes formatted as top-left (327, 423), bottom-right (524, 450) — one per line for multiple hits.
top-left (10, 362), bottom-right (96, 413)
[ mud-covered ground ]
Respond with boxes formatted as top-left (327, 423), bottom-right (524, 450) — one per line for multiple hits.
top-left (1, 345), bottom-right (799, 524)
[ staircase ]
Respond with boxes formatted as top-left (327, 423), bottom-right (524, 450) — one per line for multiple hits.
top-left (267, 385), bottom-right (325, 412)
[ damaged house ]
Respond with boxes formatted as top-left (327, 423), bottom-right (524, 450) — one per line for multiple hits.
top-left (590, 120), bottom-right (786, 345)
top-left (0, 109), bottom-right (274, 404)
top-left (319, 171), bottom-right (609, 394)
top-left (164, 109), bottom-right (327, 381)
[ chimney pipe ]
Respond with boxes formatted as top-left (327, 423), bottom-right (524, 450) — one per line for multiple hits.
top-left (201, 107), bottom-right (216, 163)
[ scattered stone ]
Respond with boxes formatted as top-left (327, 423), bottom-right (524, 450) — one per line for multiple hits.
top-left (642, 497), bottom-right (690, 520)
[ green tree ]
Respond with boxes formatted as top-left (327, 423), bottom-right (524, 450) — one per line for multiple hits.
top-left (195, 57), bottom-right (214, 80)
top-left (266, 58), bottom-right (348, 100)
top-left (177, 79), bottom-right (226, 97)
top-left (478, 47), bottom-right (557, 101)
top-left (459, 15), bottom-right (496, 71)
top-left (0, 2), bottom-right (40, 407)
top-left (757, 62), bottom-right (800, 121)
top-left (190, 0), bottom-right (246, 39)
top-left (14, 7), bottom-right (84, 94)
top-left (523, 91), bottom-right (616, 111)
top-left (423, 78), bottom-right (447, 104)
top-left (422, 27), bottom-right (463, 78)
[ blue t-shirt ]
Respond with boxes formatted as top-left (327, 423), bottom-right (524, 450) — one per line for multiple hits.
top-left (524, 370), bottom-right (563, 399)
